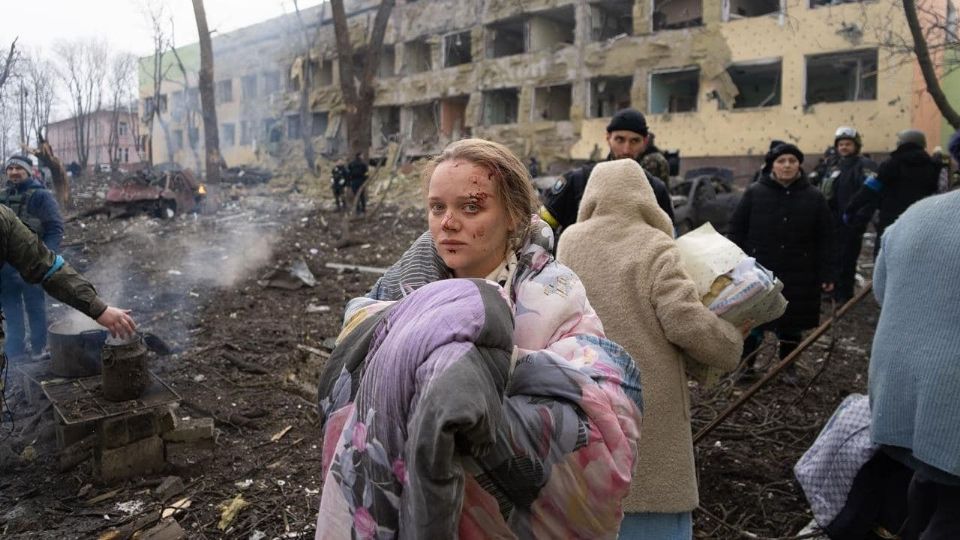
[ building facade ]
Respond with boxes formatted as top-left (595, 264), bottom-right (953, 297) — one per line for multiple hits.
top-left (45, 109), bottom-right (143, 170)
top-left (140, 0), bottom-right (957, 178)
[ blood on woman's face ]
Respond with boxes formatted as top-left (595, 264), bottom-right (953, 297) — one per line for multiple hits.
top-left (427, 160), bottom-right (512, 278)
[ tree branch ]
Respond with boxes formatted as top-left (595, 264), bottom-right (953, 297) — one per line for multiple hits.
top-left (903, 0), bottom-right (960, 129)
top-left (0, 37), bottom-right (18, 91)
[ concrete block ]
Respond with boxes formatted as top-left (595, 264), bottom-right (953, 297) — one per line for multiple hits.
top-left (99, 411), bottom-right (161, 449)
top-left (157, 406), bottom-right (179, 433)
top-left (55, 419), bottom-right (97, 450)
top-left (161, 417), bottom-right (215, 444)
top-left (96, 435), bottom-right (165, 483)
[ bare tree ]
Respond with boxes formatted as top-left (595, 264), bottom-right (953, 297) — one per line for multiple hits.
top-left (292, 0), bottom-right (325, 175)
top-left (106, 52), bottom-right (138, 170)
top-left (903, 0), bottom-right (960, 128)
top-left (192, 0), bottom-right (222, 183)
top-left (0, 38), bottom-right (18, 92)
top-left (24, 53), bottom-right (56, 142)
top-left (330, 0), bottom-right (395, 159)
top-left (142, 2), bottom-right (175, 164)
top-left (54, 38), bottom-right (108, 172)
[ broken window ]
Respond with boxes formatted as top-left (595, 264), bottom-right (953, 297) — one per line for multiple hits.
top-left (589, 76), bottom-right (633, 118)
top-left (443, 31), bottom-right (472, 67)
top-left (242, 74), bottom-right (258, 100)
top-left (809, 0), bottom-right (865, 8)
top-left (264, 71), bottom-right (282, 94)
top-left (486, 17), bottom-right (526, 58)
top-left (649, 68), bottom-right (700, 113)
top-left (727, 60), bottom-right (781, 108)
top-left (724, 0), bottom-right (781, 20)
top-left (378, 46), bottom-right (396, 78)
top-left (319, 60), bottom-right (333, 87)
top-left (483, 88), bottom-right (519, 125)
top-left (240, 121), bottom-right (252, 145)
top-left (653, 0), bottom-right (703, 31)
top-left (312, 112), bottom-right (329, 136)
top-left (590, 0), bottom-right (634, 41)
top-left (533, 84), bottom-right (572, 121)
top-left (221, 123), bottom-right (236, 147)
top-left (409, 103), bottom-right (439, 145)
top-left (805, 49), bottom-right (877, 104)
top-left (373, 106), bottom-right (401, 145)
top-left (287, 63), bottom-right (301, 92)
top-left (263, 119), bottom-right (282, 143)
top-left (440, 96), bottom-right (470, 138)
top-left (173, 129), bottom-right (184, 151)
top-left (403, 38), bottom-right (432, 74)
top-left (287, 115), bottom-right (301, 139)
top-left (947, 0), bottom-right (958, 44)
top-left (216, 79), bottom-right (233, 104)
top-left (528, 6), bottom-right (576, 51)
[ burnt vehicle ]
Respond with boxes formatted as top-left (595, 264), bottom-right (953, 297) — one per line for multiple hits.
top-left (221, 165), bottom-right (272, 185)
top-left (670, 166), bottom-right (743, 235)
top-left (106, 167), bottom-right (200, 218)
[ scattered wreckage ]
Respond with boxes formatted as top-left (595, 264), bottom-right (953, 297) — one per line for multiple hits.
top-left (105, 167), bottom-right (202, 218)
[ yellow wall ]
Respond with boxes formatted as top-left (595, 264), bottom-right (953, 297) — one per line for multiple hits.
top-left (631, 0), bottom-right (920, 158)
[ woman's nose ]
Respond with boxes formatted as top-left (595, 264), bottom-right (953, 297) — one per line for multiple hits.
top-left (441, 212), bottom-right (459, 230)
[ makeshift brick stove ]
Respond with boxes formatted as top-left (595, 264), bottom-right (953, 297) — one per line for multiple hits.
top-left (15, 333), bottom-right (215, 483)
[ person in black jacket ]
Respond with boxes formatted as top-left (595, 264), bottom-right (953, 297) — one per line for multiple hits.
top-left (347, 153), bottom-right (369, 214)
top-left (330, 158), bottom-right (348, 212)
top-left (539, 108), bottom-right (674, 237)
top-left (820, 127), bottom-right (877, 303)
top-left (845, 129), bottom-right (940, 258)
top-left (728, 143), bottom-right (835, 381)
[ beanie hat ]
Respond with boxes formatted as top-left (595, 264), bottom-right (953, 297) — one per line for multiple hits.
top-left (5, 154), bottom-right (33, 173)
top-left (606, 108), bottom-right (648, 136)
top-left (896, 129), bottom-right (926, 149)
top-left (768, 139), bottom-right (786, 152)
top-left (834, 126), bottom-right (862, 151)
top-left (767, 143), bottom-right (804, 165)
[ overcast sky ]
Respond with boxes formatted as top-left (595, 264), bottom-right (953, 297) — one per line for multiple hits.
top-left (12, 0), bottom-right (324, 57)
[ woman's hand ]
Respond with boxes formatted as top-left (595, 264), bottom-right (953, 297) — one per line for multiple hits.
top-left (821, 282), bottom-right (835, 293)
top-left (96, 307), bottom-right (137, 338)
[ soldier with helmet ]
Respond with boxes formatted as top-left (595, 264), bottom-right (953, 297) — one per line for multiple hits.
top-left (820, 127), bottom-right (876, 304)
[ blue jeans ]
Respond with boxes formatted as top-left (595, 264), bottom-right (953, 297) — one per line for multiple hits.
top-left (0, 265), bottom-right (48, 358)
top-left (619, 512), bottom-right (693, 539)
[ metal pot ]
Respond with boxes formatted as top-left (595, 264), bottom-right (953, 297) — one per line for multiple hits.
top-left (47, 321), bottom-right (108, 377)
top-left (101, 334), bottom-right (149, 402)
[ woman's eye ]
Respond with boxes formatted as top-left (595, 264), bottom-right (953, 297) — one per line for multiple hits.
top-left (463, 203), bottom-right (479, 213)
top-left (430, 203), bottom-right (444, 214)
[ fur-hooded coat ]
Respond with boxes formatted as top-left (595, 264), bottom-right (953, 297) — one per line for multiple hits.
top-left (558, 159), bottom-right (743, 513)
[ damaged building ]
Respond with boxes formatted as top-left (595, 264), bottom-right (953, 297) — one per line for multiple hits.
top-left (140, 0), bottom-right (953, 178)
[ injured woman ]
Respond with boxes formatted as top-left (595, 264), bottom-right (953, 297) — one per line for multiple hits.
top-left (314, 139), bottom-right (644, 539)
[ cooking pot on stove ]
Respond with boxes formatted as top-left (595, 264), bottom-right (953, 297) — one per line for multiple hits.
top-left (47, 320), bottom-right (108, 377)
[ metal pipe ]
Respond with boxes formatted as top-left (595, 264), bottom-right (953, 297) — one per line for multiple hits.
top-left (693, 282), bottom-right (874, 445)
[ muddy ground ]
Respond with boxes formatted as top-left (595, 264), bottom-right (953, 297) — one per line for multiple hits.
top-left (0, 182), bottom-right (880, 539)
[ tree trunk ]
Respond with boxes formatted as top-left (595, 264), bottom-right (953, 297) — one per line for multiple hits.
top-left (300, 65), bottom-right (317, 176)
top-left (903, 0), bottom-right (960, 129)
top-left (192, 0), bottom-right (222, 183)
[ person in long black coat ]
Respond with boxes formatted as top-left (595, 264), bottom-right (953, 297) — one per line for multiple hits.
top-left (728, 143), bottom-right (835, 379)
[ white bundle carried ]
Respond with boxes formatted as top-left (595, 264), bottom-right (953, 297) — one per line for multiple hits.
top-left (675, 223), bottom-right (788, 386)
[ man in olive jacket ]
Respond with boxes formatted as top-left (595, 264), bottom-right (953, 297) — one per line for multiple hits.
top-left (0, 204), bottom-right (136, 365)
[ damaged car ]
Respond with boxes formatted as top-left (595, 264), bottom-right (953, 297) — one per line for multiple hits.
top-left (671, 167), bottom-right (743, 235)
top-left (106, 168), bottom-right (201, 218)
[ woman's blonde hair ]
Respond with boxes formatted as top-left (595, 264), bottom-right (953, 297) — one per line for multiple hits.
top-left (421, 138), bottom-right (538, 248)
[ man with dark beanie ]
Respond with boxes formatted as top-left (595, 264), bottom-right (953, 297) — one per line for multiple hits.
top-left (819, 126), bottom-right (876, 303)
top-left (539, 108), bottom-right (674, 236)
